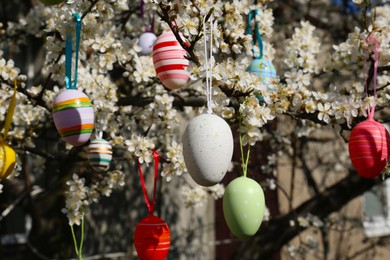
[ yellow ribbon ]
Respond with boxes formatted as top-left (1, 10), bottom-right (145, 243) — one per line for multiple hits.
top-left (1, 80), bottom-right (17, 143)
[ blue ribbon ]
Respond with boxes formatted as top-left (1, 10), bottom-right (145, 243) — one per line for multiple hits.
top-left (65, 13), bottom-right (81, 90)
top-left (246, 9), bottom-right (263, 59)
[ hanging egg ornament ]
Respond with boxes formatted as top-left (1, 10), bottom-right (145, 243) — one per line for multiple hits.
top-left (247, 58), bottom-right (277, 88)
top-left (52, 89), bottom-right (95, 146)
top-left (183, 113), bottom-right (234, 186)
top-left (348, 118), bottom-right (390, 178)
top-left (139, 32), bottom-right (157, 55)
top-left (134, 214), bottom-right (171, 260)
top-left (87, 138), bottom-right (112, 172)
top-left (223, 176), bottom-right (265, 239)
top-left (0, 143), bottom-right (16, 180)
top-left (39, 0), bottom-right (64, 5)
top-left (152, 31), bottom-right (189, 90)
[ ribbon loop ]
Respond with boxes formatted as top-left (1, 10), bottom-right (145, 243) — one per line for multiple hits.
top-left (203, 14), bottom-right (214, 114)
top-left (65, 13), bottom-right (82, 90)
top-left (246, 9), bottom-right (263, 59)
top-left (1, 81), bottom-right (17, 142)
top-left (137, 150), bottom-right (160, 215)
top-left (365, 34), bottom-right (379, 119)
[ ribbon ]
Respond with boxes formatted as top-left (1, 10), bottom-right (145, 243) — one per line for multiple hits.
top-left (140, 0), bottom-right (154, 32)
top-left (246, 9), bottom-right (263, 59)
top-left (203, 14), bottom-right (214, 114)
top-left (65, 13), bottom-right (82, 90)
top-left (1, 81), bottom-right (17, 143)
top-left (137, 150), bottom-right (160, 215)
top-left (365, 34), bottom-right (379, 119)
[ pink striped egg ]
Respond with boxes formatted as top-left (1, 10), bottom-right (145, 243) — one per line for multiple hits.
top-left (152, 31), bottom-right (189, 90)
top-left (52, 89), bottom-right (95, 146)
top-left (348, 118), bottom-right (390, 178)
top-left (87, 138), bottom-right (112, 172)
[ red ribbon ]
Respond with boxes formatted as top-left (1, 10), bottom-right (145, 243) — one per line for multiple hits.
top-left (365, 34), bottom-right (379, 119)
top-left (137, 150), bottom-right (159, 215)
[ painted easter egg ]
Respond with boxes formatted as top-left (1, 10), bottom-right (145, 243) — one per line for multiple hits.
top-left (0, 143), bottom-right (16, 180)
top-left (139, 32), bottom-right (157, 55)
top-left (247, 58), bottom-right (277, 87)
top-left (152, 31), bottom-right (189, 90)
top-left (348, 118), bottom-right (390, 178)
top-left (223, 176), bottom-right (265, 239)
top-left (39, 0), bottom-right (64, 5)
top-left (52, 89), bottom-right (94, 146)
top-left (182, 113), bottom-right (234, 186)
top-left (87, 138), bottom-right (112, 172)
top-left (134, 214), bottom-right (170, 260)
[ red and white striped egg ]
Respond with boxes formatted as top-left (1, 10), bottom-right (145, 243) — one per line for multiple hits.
top-left (134, 214), bottom-right (170, 260)
top-left (52, 89), bottom-right (95, 146)
top-left (348, 118), bottom-right (390, 178)
top-left (87, 138), bottom-right (112, 172)
top-left (152, 31), bottom-right (189, 90)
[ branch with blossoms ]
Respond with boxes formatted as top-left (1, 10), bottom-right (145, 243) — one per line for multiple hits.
top-left (156, 2), bottom-right (214, 66)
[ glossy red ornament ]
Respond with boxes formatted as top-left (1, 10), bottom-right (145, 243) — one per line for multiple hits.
top-left (134, 214), bottom-right (170, 260)
top-left (348, 117), bottom-right (390, 178)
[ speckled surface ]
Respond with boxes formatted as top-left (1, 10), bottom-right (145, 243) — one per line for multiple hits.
top-left (182, 113), bottom-right (234, 186)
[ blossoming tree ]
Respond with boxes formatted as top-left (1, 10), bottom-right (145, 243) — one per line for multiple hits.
top-left (0, 0), bottom-right (390, 259)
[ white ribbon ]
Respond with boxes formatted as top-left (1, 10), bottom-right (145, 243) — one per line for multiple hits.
top-left (203, 14), bottom-right (214, 114)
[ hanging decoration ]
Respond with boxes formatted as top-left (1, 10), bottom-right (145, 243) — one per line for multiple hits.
top-left (152, 29), bottom-right (190, 90)
top-left (0, 81), bottom-right (17, 180)
top-left (39, 0), bottom-right (64, 5)
top-left (52, 13), bottom-right (95, 147)
top-left (348, 35), bottom-right (390, 179)
top-left (134, 150), bottom-right (170, 260)
top-left (246, 9), bottom-right (277, 100)
top-left (223, 118), bottom-right (265, 239)
top-left (138, 0), bottom-right (157, 55)
top-left (182, 14), bottom-right (234, 187)
top-left (87, 137), bottom-right (112, 172)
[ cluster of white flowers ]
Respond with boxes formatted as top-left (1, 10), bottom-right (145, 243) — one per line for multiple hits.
top-left (161, 141), bottom-right (187, 181)
top-left (0, 183), bottom-right (3, 194)
top-left (125, 135), bottom-right (155, 164)
top-left (180, 184), bottom-right (225, 207)
top-left (62, 169), bottom-right (126, 226)
top-left (240, 96), bottom-right (275, 146)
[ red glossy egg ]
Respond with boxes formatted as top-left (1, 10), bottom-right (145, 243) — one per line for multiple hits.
top-left (348, 118), bottom-right (390, 178)
top-left (134, 215), bottom-right (170, 260)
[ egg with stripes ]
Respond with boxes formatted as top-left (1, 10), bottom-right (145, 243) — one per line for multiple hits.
top-left (87, 138), bottom-right (112, 172)
top-left (152, 31), bottom-right (189, 90)
top-left (52, 89), bottom-right (94, 146)
top-left (348, 118), bottom-right (390, 178)
top-left (0, 143), bottom-right (16, 180)
top-left (134, 214), bottom-right (170, 260)
top-left (247, 58), bottom-right (277, 101)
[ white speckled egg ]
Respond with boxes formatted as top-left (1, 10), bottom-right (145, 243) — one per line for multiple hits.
top-left (182, 113), bottom-right (234, 186)
top-left (139, 32), bottom-right (157, 55)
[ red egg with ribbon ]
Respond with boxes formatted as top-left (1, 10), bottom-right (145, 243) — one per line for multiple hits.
top-left (348, 116), bottom-right (390, 178)
top-left (348, 35), bottom-right (389, 178)
top-left (134, 150), bottom-right (171, 260)
top-left (152, 31), bottom-right (189, 90)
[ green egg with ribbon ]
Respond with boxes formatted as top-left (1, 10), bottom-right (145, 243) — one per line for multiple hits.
top-left (223, 176), bottom-right (265, 239)
top-left (246, 9), bottom-right (277, 102)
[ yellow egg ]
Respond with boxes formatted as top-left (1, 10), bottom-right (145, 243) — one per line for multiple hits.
top-left (0, 144), bottom-right (16, 180)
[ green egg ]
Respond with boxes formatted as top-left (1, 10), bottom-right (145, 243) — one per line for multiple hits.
top-left (223, 176), bottom-right (265, 239)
